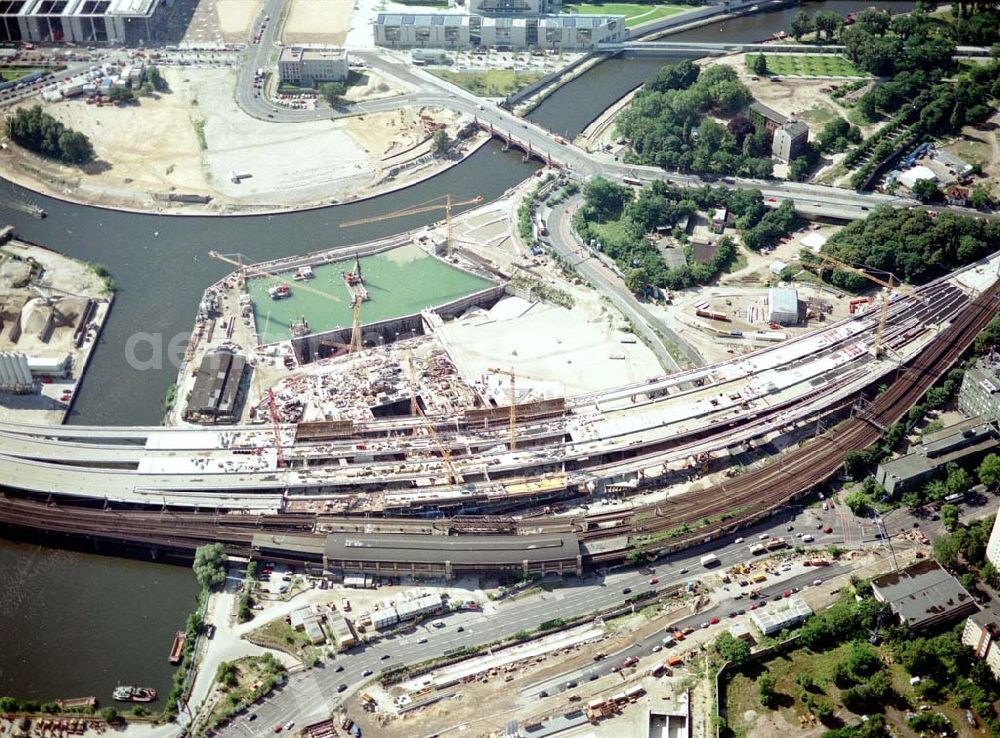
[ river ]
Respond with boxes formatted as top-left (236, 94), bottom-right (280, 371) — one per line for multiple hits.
top-left (0, 0), bottom-right (912, 702)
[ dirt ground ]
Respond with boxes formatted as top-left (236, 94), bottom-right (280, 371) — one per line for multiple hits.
top-left (943, 108), bottom-right (1000, 191)
top-left (282, 0), bottom-right (354, 45)
top-left (6, 67), bottom-right (461, 209)
top-left (216, 0), bottom-right (263, 41)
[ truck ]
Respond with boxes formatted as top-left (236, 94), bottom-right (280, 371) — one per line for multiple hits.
top-left (749, 543), bottom-right (767, 555)
top-left (765, 537), bottom-right (787, 551)
top-left (700, 554), bottom-right (720, 568)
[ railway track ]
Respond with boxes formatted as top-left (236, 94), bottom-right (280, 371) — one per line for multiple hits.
top-left (0, 280), bottom-right (996, 567)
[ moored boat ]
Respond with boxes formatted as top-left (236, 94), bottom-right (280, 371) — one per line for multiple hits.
top-left (112, 686), bottom-right (157, 703)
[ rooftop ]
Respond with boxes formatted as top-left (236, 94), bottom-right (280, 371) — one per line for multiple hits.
top-left (872, 559), bottom-right (978, 629)
top-left (279, 46), bottom-right (347, 63)
top-left (325, 531), bottom-right (580, 565)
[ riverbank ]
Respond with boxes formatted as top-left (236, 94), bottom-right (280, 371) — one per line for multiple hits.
top-left (0, 237), bottom-right (112, 424)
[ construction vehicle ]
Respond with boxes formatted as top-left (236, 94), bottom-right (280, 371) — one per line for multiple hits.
top-left (810, 253), bottom-right (921, 358)
top-left (338, 194), bottom-right (484, 257)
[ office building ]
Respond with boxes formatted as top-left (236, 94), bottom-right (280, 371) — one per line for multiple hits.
top-left (875, 417), bottom-right (998, 495)
top-left (872, 559), bottom-right (978, 631)
top-left (1, 0), bottom-right (171, 45)
top-left (374, 12), bottom-right (625, 50)
top-left (278, 47), bottom-right (349, 86)
top-left (963, 616), bottom-right (1000, 681)
top-left (959, 358), bottom-right (1000, 422)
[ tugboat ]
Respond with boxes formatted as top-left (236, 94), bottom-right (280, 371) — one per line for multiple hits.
top-left (112, 686), bottom-right (157, 703)
top-left (268, 284), bottom-right (291, 300)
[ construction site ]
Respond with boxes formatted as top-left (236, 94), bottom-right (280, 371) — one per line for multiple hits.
top-left (0, 231), bottom-right (112, 424)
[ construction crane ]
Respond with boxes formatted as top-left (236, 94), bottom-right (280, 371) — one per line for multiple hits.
top-left (404, 348), bottom-right (459, 484)
top-left (338, 194), bottom-right (484, 257)
top-left (811, 253), bottom-right (920, 358)
top-left (207, 250), bottom-right (364, 352)
top-left (489, 366), bottom-right (519, 451)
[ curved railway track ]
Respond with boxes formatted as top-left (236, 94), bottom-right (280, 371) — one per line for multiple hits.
top-left (1, 281), bottom-right (997, 567)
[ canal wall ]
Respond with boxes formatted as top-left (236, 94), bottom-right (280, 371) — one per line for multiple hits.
top-left (291, 284), bottom-right (507, 363)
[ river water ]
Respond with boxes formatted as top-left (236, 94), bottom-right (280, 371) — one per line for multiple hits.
top-left (0, 0), bottom-right (913, 702)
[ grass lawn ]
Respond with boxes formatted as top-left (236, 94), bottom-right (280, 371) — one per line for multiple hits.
top-left (563, 2), bottom-right (688, 28)
top-left (248, 617), bottom-right (325, 664)
top-left (430, 68), bottom-right (545, 97)
top-left (0, 66), bottom-right (47, 82)
top-left (753, 54), bottom-right (865, 78)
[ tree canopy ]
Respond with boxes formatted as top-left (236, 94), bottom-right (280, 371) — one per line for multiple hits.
top-left (193, 543), bottom-right (227, 591)
top-left (819, 207), bottom-right (1000, 289)
top-left (6, 105), bottom-right (94, 165)
top-left (616, 63), bottom-right (771, 177)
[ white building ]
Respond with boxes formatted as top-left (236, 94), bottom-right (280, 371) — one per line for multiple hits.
top-left (962, 616), bottom-right (1000, 681)
top-left (468, 0), bottom-right (559, 15)
top-left (374, 12), bottom-right (625, 50)
top-left (898, 165), bottom-right (937, 191)
top-left (751, 596), bottom-right (812, 636)
top-left (1, 0), bottom-right (170, 45)
top-left (278, 47), bottom-right (349, 86)
top-left (767, 287), bottom-right (799, 326)
top-left (987, 505), bottom-right (1000, 570)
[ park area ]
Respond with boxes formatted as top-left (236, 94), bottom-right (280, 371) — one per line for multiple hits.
top-left (431, 69), bottom-right (546, 96)
top-left (754, 54), bottom-right (866, 78)
top-left (563, 2), bottom-right (688, 28)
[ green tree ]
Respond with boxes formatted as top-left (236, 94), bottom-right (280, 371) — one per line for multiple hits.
top-left (843, 450), bottom-right (870, 480)
top-left (147, 65), bottom-right (168, 92)
top-left (99, 707), bottom-right (119, 723)
top-left (715, 632), bottom-right (751, 668)
top-left (946, 465), bottom-right (971, 497)
top-left (752, 53), bottom-right (768, 76)
top-left (138, 81), bottom-right (154, 97)
top-left (193, 543), bottom-right (227, 591)
top-left (790, 10), bottom-right (815, 41)
top-left (582, 176), bottom-right (632, 222)
top-left (108, 85), bottom-right (135, 104)
top-left (979, 453), bottom-right (1000, 487)
top-left (855, 7), bottom-right (891, 36)
top-left (432, 128), bottom-right (451, 155)
top-left (911, 178), bottom-right (942, 202)
top-left (933, 533), bottom-right (961, 569)
top-left (970, 184), bottom-right (994, 210)
top-left (814, 11), bottom-right (842, 41)
top-left (940, 504), bottom-right (960, 531)
top-left (844, 489), bottom-right (872, 516)
top-left (758, 671), bottom-right (777, 708)
top-left (319, 81), bottom-right (347, 107)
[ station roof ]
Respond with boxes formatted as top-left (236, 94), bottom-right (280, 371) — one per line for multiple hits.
top-left (325, 531), bottom-right (579, 565)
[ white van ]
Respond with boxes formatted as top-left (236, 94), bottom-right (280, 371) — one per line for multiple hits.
top-left (801, 534), bottom-right (814, 543)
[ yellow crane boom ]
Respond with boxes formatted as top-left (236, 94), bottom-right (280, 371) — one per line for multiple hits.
top-left (338, 194), bottom-right (484, 257)
top-left (489, 366), bottom-right (519, 451)
top-left (405, 349), bottom-right (459, 484)
top-left (812, 252), bottom-right (919, 358)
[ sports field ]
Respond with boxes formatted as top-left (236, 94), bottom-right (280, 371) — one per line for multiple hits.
top-left (750, 54), bottom-right (866, 78)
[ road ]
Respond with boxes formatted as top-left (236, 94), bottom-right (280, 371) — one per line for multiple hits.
top-left (549, 195), bottom-right (702, 370)
top-left (215, 503), bottom-right (861, 737)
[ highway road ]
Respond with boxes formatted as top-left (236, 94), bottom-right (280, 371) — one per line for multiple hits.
top-left (214, 503), bottom-right (864, 737)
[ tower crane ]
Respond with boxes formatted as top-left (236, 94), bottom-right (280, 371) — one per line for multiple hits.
top-left (338, 194), bottom-right (484, 257)
top-left (489, 366), bottom-right (519, 451)
top-left (810, 253), bottom-right (921, 358)
top-left (404, 348), bottom-right (459, 484)
top-left (207, 250), bottom-right (364, 352)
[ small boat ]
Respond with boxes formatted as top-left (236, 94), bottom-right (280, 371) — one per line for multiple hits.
top-left (112, 686), bottom-right (157, 703)
top-left (168, 630), bottom-right (185, 664)
top-left (293, 266), bottom-right (314, 281)
top-left (31, 206), bottom-right (46, 219)
top-left (269, 284), bottom-right (291, 300)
